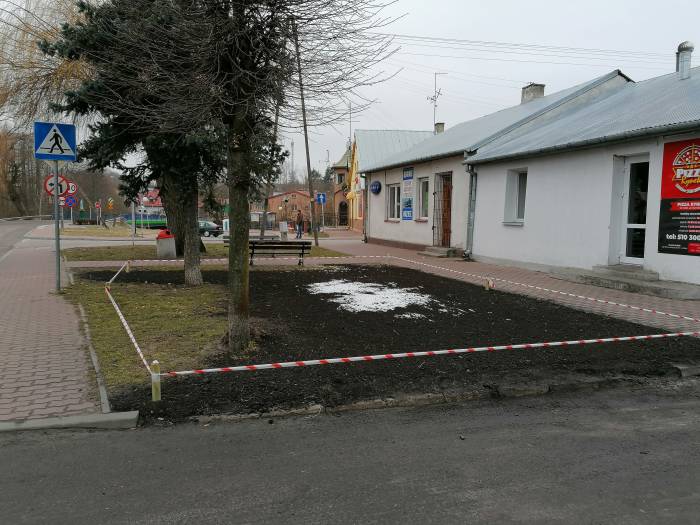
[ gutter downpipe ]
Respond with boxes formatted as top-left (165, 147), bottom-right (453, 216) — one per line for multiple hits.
top-left (361, 173), bottom-right (368, 243)
top-left (464, 159), bottom-right (477, 260)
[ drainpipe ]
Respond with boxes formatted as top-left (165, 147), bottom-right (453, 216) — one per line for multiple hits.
top-left (464, 163), bottom-right (477, 260)
top-left (361, 173), bottom-right (368, 243)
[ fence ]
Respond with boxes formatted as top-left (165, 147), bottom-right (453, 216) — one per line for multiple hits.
top-left (103, 254), bottom-right (700, 403)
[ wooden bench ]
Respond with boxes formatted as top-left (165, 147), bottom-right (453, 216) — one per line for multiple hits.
top-left (249, 240), bottom-right (312, 266)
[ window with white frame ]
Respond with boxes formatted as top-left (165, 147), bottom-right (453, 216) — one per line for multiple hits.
top-left (417, 177), bottom-right (429, 219)
top-left (504, 169), bottom-right (528, 224)
top-left (387, 184), bottom-right (401, 219)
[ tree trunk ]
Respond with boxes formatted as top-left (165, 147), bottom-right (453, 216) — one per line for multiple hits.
top-left (160, 177), bottom-right (185, 257)
top-left (227, 135), bottom-right (251, 355)
top-left (183, 188), bottom-right (203, 286)
top-left (160, 172), bottom-right (203, 285)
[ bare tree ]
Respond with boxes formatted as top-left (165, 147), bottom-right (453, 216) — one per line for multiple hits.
top-left (32, 0), bottom-right (396, 354)
top-left (0, 0), bottom-right (92, 127)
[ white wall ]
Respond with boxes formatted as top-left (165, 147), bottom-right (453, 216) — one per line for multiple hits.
top-left (471, 134), bottom-right (700, 285)
top-left (366, 155), bottom-right (468, 249)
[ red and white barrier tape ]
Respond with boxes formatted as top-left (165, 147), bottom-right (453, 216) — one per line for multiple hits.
top-left (123, 255), bottom-right (387, 264)
top-left (162, 330), bottom-right (700, 377)
top-left (102, 255), bottom-right (699, 379)
top-left (107, 260), bottom-right (130, 285)
top-left (104, 285), bottom-right (152, 374)
top-left (392, 256), bottom-right (700, 325)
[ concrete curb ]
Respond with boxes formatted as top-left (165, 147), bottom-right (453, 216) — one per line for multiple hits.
top-left (78, 303), bottom-right (112, 414)
top-left (190, 376), bottom-right (644, 426)
top-left (0, 411), bottom-right (139, 433)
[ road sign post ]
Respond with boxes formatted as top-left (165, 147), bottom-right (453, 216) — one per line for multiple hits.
top-left (316, 192), bottom-right (327, 231)
top-left (34, 121), bottom-right (77, 292)
top-left (53, 160), bottom-right (60, 286)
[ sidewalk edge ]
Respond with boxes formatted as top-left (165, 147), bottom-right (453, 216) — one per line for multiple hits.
top-left (0, 411), bottom-right (139, 432)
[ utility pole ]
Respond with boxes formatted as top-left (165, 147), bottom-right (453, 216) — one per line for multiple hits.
top-left (427, 72), bottom-right (447, 132)
top-left (293, 18), bottom-right (319, 247)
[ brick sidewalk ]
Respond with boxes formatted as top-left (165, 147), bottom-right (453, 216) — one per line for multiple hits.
top-left (68, 239), bottom-right (700, 335)
top-left (0, 243), bottom-right (98, 421)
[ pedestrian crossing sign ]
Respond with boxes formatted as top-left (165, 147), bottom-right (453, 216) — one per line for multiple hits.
top-left (34, 122), bottom-right (77, 161)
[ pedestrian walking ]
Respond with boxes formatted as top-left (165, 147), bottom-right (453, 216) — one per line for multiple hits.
top-left (295, 210), bottom-right (304, 239)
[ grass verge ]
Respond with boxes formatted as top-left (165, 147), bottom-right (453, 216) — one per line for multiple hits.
top-left (63, 243), bottom-right (348, 261)
top-left (64, 270), bottom-right (228, 389)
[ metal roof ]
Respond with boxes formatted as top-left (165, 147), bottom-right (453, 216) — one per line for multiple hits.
top-left (332, 148), bottom-right (351, 169)
top-left (469, 67), bottom-right (700, 164)
top-left (354, 129), bottom-right (433, 173)
top-left (363, 70), bottom-right (628, 172)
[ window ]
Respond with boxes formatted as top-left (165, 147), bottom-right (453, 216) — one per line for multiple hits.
top-left (387, 184), bottom-right (400, 219)
top-left (504, 169), bottom-right (528, 224)
top-left (517, 172), bottom-right (527, 220)
top-left (417, 178), bottom-right (429, 219)
top-left (337, 173), bottom-right (344, 185)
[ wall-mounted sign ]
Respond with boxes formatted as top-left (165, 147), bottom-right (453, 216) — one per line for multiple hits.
top-left (370, 181), bottom-right (382, 194)
top-left (402, 168), bottom-right (414, 221)
top-left (658, 138), bottom-right (700, 256)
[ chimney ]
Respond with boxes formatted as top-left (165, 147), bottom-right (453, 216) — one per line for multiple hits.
top-left (434, 122), bottom-right (445, 134)
top-left (676, 41), bottom-right (694, 80)
top-left (521, 83), bottom-right (545, 104)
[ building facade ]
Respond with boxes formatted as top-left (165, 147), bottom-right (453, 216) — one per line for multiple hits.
top-left (364, 43), bottom-right (700, 286)
top-left (267, 190), bottom-right (312, 222)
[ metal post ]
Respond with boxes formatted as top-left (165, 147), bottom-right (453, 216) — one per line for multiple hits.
top-left (321, 200), bottom-right (325, 231)
top-left (53, 160), bottom-right (61, 292)
top-left (151, 360), bottom-right (161, 402)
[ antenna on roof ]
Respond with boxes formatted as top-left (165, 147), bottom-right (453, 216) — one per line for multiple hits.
top-left (427, 72), bottom-right (447, 133)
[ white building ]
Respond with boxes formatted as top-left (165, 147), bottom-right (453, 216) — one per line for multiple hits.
top-left (364, 43), bottom-right (700, 289)
top-left (364, 71), bottom-right (630, 251)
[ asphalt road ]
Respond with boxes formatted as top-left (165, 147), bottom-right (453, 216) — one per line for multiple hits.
top-left (2, 383), bottom-right (700, 524)
top-left (0, 219), bottom-right (43, 261)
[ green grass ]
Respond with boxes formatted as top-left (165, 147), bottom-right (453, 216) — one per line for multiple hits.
top-left (65, 273), bottom-right (228, 388)
top-left (63, 243), bottom-right (348, 262)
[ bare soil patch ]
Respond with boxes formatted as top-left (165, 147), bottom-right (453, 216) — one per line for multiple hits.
top-left (75, 265), bottom-right (700, 422)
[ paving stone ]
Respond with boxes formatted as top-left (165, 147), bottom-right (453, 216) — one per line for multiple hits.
top-left (0, 239), bottom-right (98, 421)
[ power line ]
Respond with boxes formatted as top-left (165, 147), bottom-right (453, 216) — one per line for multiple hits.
top-left (395, 51), bottom-right (669, 71)
top-left (393, 41), bottom-right (668, 65)
top-left (376, 32), bottom-right (669, 59)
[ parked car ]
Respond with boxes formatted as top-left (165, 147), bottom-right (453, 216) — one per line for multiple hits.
top-left (198, 220), bottom-right (223, 237)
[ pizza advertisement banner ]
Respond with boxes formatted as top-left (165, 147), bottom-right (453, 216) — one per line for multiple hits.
top-left (658, 138), bottom-right (700, 256)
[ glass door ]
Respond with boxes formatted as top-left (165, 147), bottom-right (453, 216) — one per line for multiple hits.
top-left (620, 158), bottom-right (649, 264)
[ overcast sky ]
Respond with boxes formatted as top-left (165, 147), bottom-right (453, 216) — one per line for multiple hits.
top-left (281, 0), bottom-right (695, 176)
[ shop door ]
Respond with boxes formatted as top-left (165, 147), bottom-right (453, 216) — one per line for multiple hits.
top-left (620, 157), bottom-right (649, 264)
top-left (433, 173), bottom-right (453, 247)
